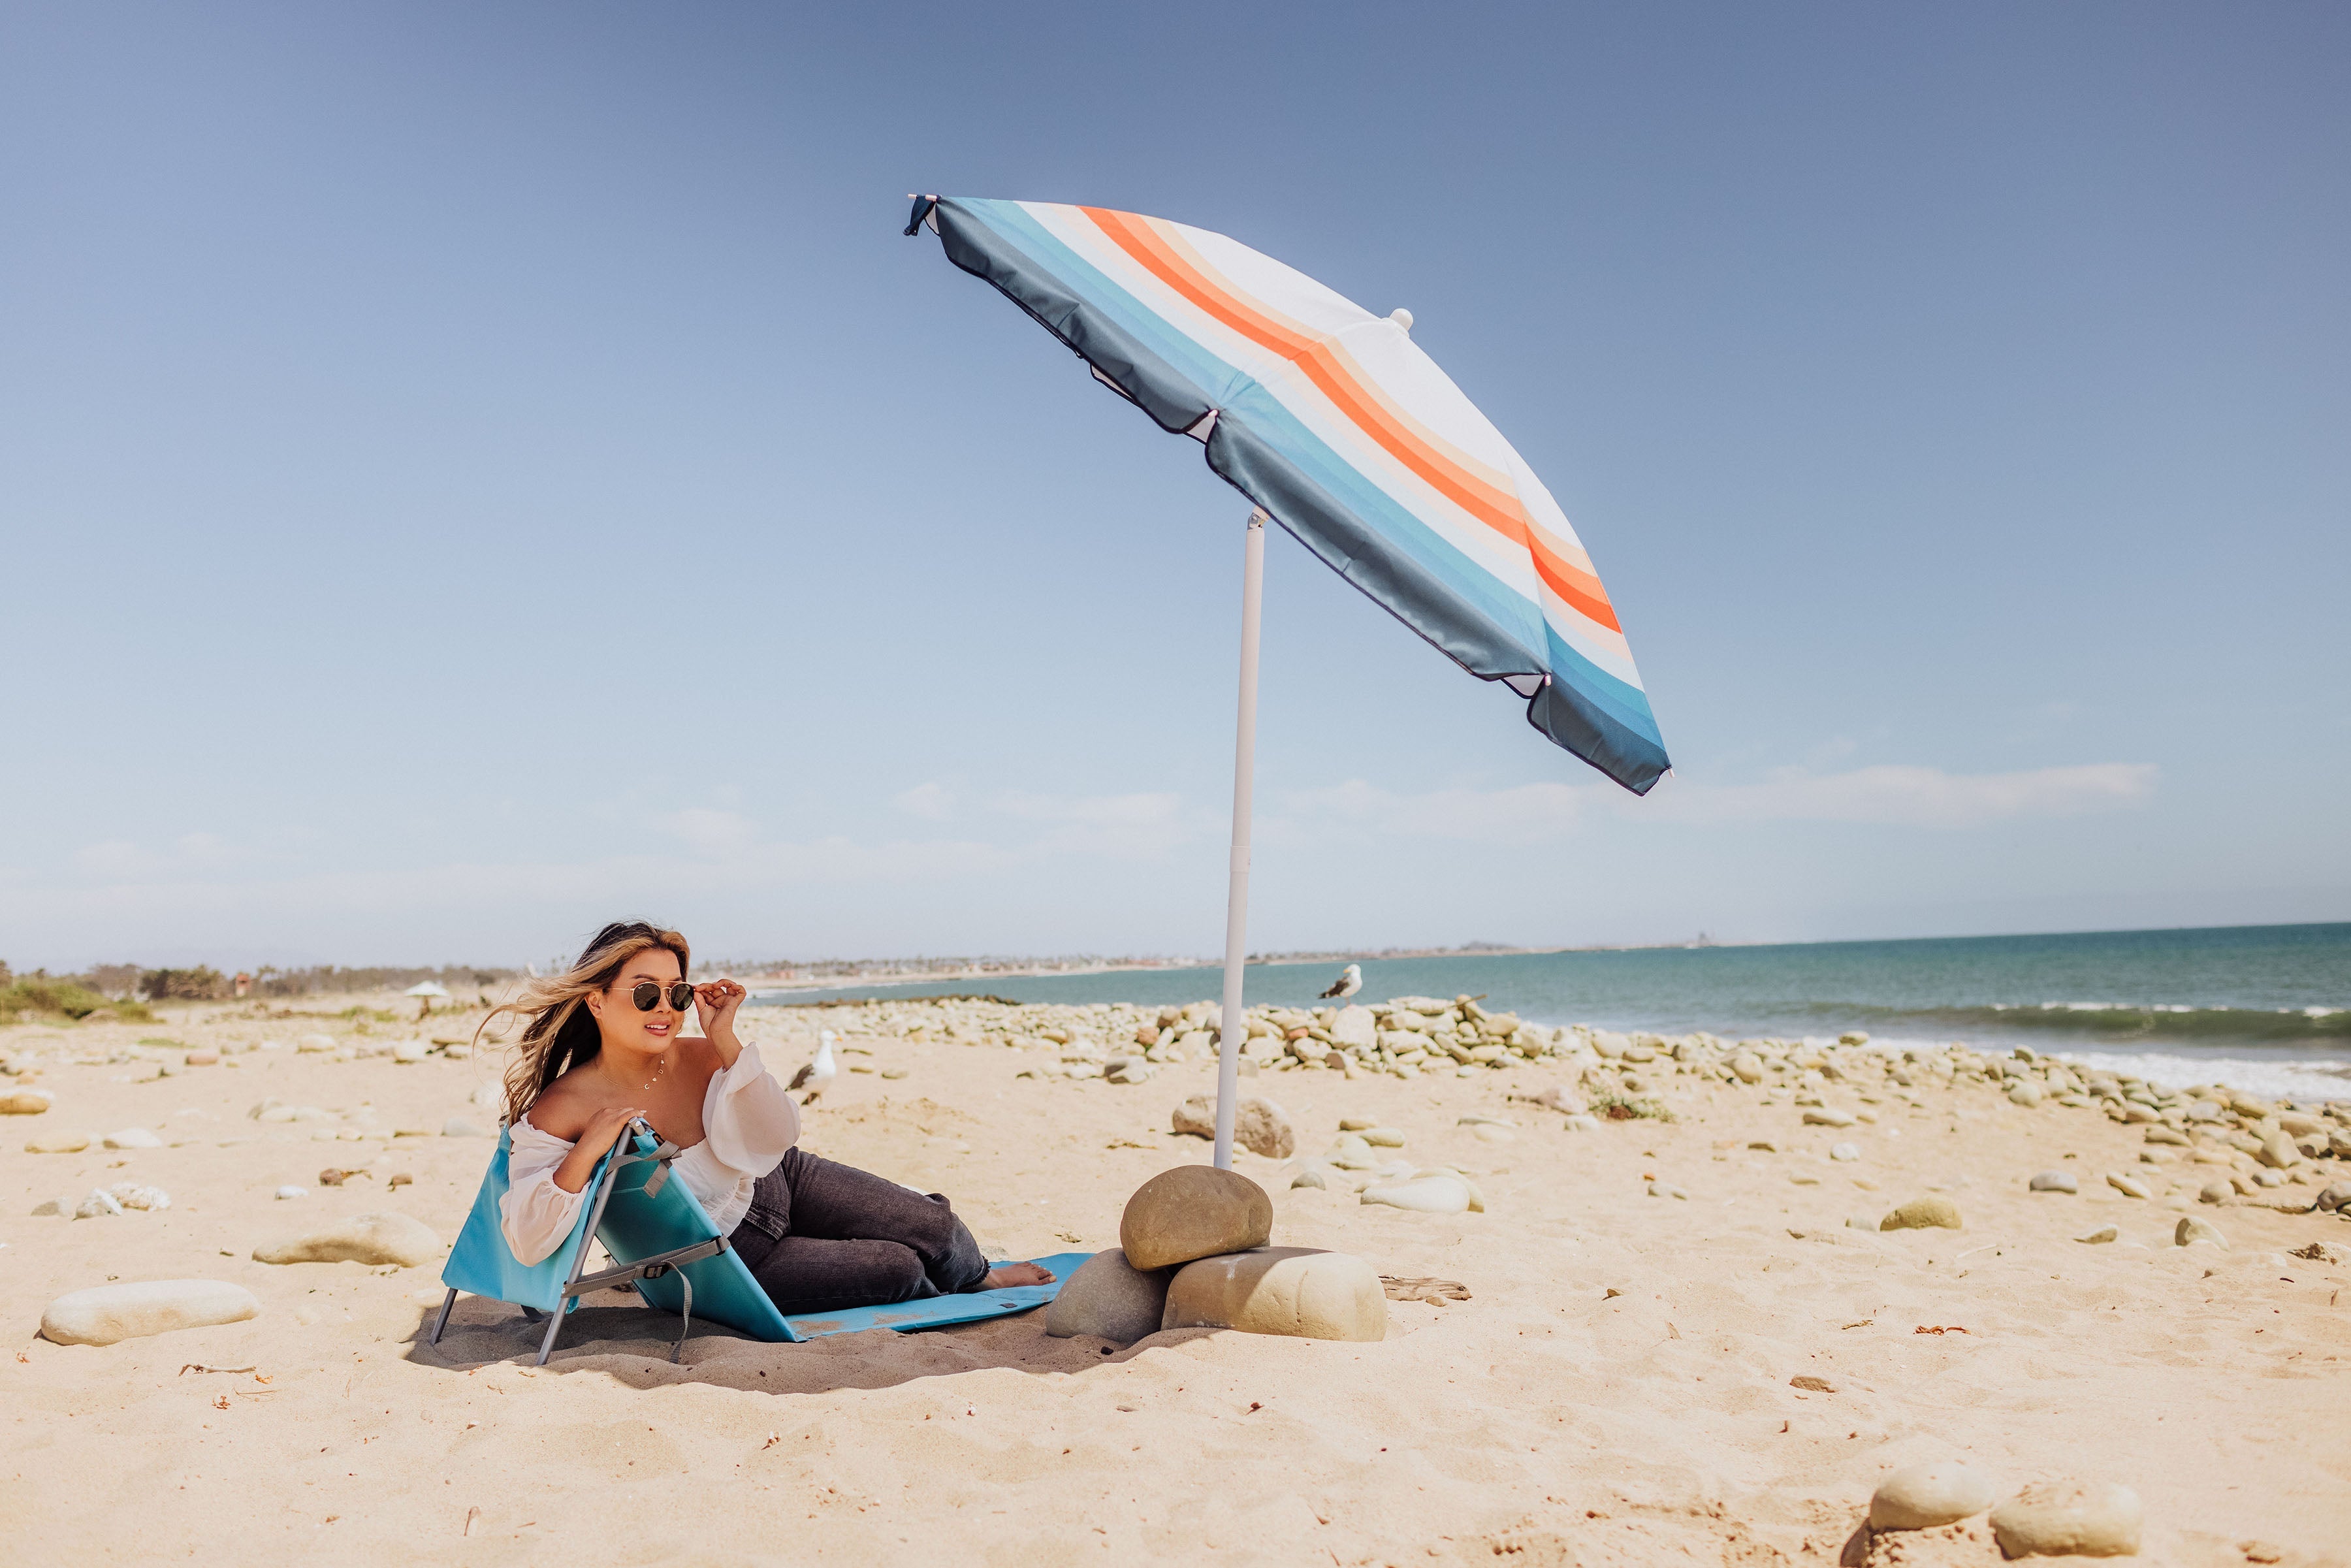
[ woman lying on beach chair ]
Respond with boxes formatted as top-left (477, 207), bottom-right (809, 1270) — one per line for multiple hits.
top-left (485, 920), bottom-right (1053, 1315)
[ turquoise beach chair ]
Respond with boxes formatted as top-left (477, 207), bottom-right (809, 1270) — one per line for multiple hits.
top-left (433, 1119), bottom-right (791, 1365)
top-left (432, 1120), bottom-right (1086, 1365)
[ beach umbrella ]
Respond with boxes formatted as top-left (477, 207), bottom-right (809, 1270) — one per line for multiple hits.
top-left (403, 982), bottom-right (451, 999)
top-left (904, 196), bottom-right (1670, 1166)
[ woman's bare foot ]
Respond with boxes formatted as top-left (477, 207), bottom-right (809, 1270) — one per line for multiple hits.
top-left (982, 1261), bottom-right (1055, 1288)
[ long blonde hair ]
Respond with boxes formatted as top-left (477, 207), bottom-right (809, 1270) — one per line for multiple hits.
top-left (480, 921), bottom-right (692, 1126)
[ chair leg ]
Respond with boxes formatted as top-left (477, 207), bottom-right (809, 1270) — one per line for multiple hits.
top-left (534, 1300), bottom-right (568, 1367)
top-left (429, 1288), bottom-right (458, 1345)
top-left (671, 1269), bottom-right (695, 1364)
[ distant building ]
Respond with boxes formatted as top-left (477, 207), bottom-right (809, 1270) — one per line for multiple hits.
top-left (232, 972), bottom-right (253, 998)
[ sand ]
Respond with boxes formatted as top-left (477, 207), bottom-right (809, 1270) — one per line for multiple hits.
top-left (5, 998), bottom-right (2348, 1566)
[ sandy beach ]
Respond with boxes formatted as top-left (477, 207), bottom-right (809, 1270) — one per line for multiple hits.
top-left (5, 994), bottom-right (2348, 1567)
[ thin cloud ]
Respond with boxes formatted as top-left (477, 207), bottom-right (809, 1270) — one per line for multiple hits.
top-left (1650, 762), bottom-right (2158, 828)
top-left (893, 782), bottom-right (956, 822)
top-left (1269, 780), bottom-right (1587, 844)
top-left (656, 807), bottom-right (758, 854)
top-left (70, 833), bottom-right (246, 880)
top-left (1272, 762), bottom-right (2158, 841)
top-left (988, 790), bottom-right (1211, 859)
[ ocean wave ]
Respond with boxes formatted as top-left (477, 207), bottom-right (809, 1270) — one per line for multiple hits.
top-left (2056, 1050), bottom-right (2351, 1104)
top-left (1783, 1000), bottom-right (2351, 1043)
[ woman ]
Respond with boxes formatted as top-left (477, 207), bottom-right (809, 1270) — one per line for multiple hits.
top-left (486, 920), bottom-right (1051, 1315)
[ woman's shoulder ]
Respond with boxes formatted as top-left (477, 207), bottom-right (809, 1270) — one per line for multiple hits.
top-left (521, 1069), bottom-right (601, 1142)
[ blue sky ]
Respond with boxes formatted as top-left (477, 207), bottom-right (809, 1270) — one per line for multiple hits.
top-left (3, 3), bottom-right (2344, 970)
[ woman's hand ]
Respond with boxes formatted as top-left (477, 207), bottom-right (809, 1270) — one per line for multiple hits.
top-left (695, 978), bottom-right (747, 1064)
top-left (552, 1104), bottom-right (645, 1193)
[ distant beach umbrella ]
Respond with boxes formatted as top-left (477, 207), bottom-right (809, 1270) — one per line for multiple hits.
top-left (904, 197), bottom-right (1672, 1166)
top-left (403, 982), bottom-right (451, 999)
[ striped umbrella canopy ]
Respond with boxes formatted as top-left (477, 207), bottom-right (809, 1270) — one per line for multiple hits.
top-left (904, 195), bottom-right (1669, 793)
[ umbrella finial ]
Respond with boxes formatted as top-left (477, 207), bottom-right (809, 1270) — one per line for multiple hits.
top-left (1388, 307), bottom-right (1413, 332)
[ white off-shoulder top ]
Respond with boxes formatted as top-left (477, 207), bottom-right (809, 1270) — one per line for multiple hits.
top-left (499, 1042), bottom-right (801, 1266)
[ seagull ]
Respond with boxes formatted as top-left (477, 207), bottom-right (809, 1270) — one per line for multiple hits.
top-left (1317, 963), bottom-right (1363, 1001)
top-left (789, 1029), bottom-right (838, 1104)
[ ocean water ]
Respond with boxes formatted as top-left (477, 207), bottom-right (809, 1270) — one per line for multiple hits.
top-left (751, 922), bottom-right (2351, 1104)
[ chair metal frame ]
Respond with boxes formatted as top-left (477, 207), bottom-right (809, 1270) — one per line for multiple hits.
top-left (428, 1119), bottom-right (726, 1366)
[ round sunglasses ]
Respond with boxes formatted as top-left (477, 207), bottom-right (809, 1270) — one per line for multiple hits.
top-left (626, 981), bottom-right (697, 1012)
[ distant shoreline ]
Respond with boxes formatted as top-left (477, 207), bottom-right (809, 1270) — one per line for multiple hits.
top-left (729, 938), bottom-right (1725, 993)
top-left (724, 920), bottom-right (2349, 994)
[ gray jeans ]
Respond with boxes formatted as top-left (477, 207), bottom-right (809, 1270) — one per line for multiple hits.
top-left (729, 1147), bottom-right (991, 1314)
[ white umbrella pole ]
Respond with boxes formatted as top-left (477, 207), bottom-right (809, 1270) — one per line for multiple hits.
top-left (1213, 507), bottom-right (1269, 1171)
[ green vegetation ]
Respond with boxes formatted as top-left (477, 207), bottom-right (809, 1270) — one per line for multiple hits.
top-left (141, 966), bottom-right (229, 1000)
top-left (0, 955), bottom-right (513, 1021)
top-left (0, 978), bottom-right (154, 1024)
top-left (1587, 1086), bottom-right (1674, 1122)
top-left (251, 965), bottom-right (513, 999)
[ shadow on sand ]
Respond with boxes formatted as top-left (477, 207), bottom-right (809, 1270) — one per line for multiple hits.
top-left (399, 1284), bottom-right (1217, 1397)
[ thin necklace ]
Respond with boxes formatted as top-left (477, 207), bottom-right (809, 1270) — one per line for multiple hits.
top-left (626, 1053), bottom-right (667, 1093)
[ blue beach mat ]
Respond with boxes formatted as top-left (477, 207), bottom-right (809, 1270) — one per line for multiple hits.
top-left (436, 1124), bottom-right (1087, 1359)
top-left (779, 1251), bottom-right (1091, 1340)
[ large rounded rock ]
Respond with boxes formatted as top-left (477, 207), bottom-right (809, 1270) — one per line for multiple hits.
top-left (41, 1279), bottom-right (261, 1347)
top-left (1169, 1094), bottom-right (1296, 1160)
top-left (1870, 1460), bottom-right (1997, 1530)
top-left (1881, 1196), bottom-right (1962, 1232)
top-left (1042, 1249), bottom-right (1170, 1343)
top-left (1988, 1479), bottom-right (2141, 1559)
top-left (24, 1130), bottom-right (91, 1154)
top-left (3, 1089), bottom-right (54, 1114)
top-left (253, 1211), bottom-right (443, 1268)
top-left (1161, 1247), bottom-right (1386, 1341)
top-left (1119, 1167), bottom-right (1272, 1271)
top-left (2028, 1170), bottom-right (2077, 1194)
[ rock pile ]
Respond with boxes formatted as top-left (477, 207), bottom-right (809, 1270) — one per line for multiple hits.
top-left (1048, 1166), bottom-right (1384, 1345)
top-left (789, 993), bottom-right (2348, 1164)
top-left (795, 993), bottom-right (1579, 1085)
